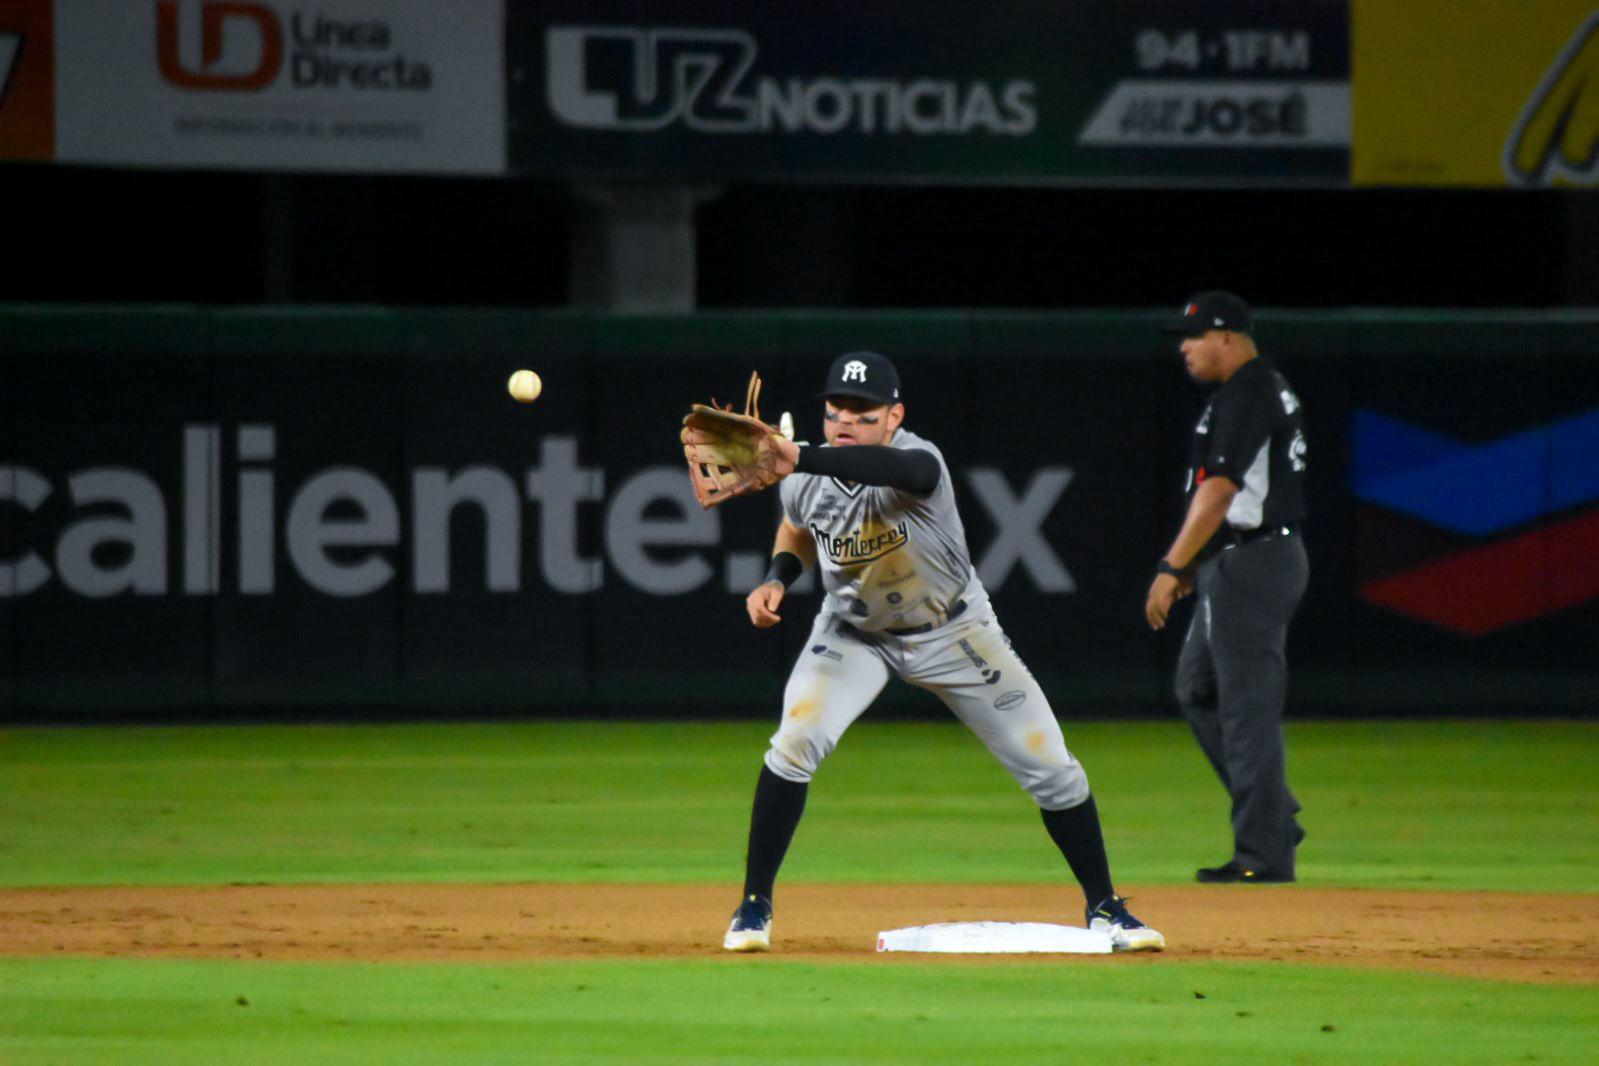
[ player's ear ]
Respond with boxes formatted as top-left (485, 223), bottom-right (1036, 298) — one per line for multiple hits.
top-left (887, 403), bottom-right (906, 432)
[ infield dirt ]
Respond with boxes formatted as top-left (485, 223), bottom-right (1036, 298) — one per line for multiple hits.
top-left (2, 884), bottom-right (1594, 984)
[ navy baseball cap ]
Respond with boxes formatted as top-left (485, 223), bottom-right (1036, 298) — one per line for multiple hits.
top-left (1163, 291), bottom-right (1254, 337)
top-left (818, 351), bottom-right (901, 404)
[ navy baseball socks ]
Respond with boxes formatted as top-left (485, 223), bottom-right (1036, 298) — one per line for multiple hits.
top-left (1044, 796), bottom-right (1166, 951)
top-left (729, 776), bottom-right (1166, 951)
top-left (726, 765), bottom-right (807, 951)
top-left (1040, 795), bottom-right (1115, 907)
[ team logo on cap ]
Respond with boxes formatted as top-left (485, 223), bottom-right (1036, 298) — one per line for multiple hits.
top-left (841, 360), bottom-right (868, 382)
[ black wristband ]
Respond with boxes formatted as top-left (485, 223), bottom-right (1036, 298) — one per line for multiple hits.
top-left (1156, 559), bottom-right (1193, 580)
top-left (762, 551), bottom-right (805, 590)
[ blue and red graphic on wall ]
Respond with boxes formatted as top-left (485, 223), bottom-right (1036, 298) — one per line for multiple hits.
top-left (1352, 407), bottom-right (1599, 636)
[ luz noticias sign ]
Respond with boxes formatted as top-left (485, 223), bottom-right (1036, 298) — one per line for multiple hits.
top-left (509, 0), bottom-right (1350, 186)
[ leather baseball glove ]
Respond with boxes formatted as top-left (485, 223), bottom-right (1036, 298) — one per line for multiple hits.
top-left (680, 371), bottom-right (793, 508)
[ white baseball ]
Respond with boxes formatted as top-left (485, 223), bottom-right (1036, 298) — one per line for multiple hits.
top-left (507, 369), bottom-right (543, 403)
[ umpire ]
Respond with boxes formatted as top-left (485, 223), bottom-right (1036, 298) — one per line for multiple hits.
top-left (1145, 291), bottom-right (1309, 884)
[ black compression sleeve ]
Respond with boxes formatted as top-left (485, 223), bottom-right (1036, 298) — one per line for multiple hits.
top-left (794, 446), bottom-right (941, 496)
top-left (761, 551), bottom-right (805, 590)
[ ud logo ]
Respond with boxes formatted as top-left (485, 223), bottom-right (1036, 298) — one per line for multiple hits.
top-left (1505, 13), bottom-right (1599, 185)
top-left (546, 26), bottom-right (757, 131)
top-left (156, 0), bottom-right (283, 91)
top-left (841, 360), bottom-right (868, 383)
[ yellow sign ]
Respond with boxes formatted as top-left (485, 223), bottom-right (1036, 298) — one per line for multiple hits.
top-left (1354, 1), bottom-right (1599, 187)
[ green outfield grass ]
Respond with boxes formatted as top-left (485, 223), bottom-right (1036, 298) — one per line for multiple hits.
top-left (2, 956), bottom-right (1595, 1066)
top-left (2, 719), bottom-right (1595, 890)
top-left (2, 719), bottom-right (1595, 1064)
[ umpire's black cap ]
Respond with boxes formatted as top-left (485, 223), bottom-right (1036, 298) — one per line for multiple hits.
top-left (818, 351), bottom-right (901, 405)
top-left (1163, 291), bottom-right (1254, 337)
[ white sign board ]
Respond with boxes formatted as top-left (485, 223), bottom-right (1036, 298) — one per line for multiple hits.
top-left (54, 0), bottom-right (504, 174)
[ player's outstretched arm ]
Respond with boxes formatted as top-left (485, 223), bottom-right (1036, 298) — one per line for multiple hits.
top-left (796, 446), bottom-right (940, 496)
top-left (747, 521), bottom-right (815, 628)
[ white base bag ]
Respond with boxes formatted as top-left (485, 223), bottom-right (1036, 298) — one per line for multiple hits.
top-left (875, 921), bottom-right (1114, 954)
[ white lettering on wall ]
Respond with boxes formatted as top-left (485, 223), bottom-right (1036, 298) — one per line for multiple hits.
top-left (1, 425), bottom-right (1077, 599)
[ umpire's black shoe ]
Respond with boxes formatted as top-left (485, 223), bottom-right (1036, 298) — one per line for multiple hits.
top-left (1195, 862), bottom-right (1294, 884)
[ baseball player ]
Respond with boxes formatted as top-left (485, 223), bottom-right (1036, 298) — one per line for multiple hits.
top-left (720, 351), bottom-right (1164, 953)
top-left (1145, 291), bottom-right (1309, 883)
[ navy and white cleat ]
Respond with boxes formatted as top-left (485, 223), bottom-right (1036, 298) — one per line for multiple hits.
top-left (723, 894), bottom-right (773, 952)
top-left (1087, 895), bottom-right (1166, 952)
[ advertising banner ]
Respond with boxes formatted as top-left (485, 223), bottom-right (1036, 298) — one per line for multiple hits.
top-left (0, 0), bottom-right (53, 161)
top-left (0, 311), bottom-right (1161, 714)
top-left (2, 308), bottom-right (1594, 720)
top-left (1353, 0), bottom-right (1599, 187)
top-left (508, 0), bottom-right (1351, 186)
top-left (50, 0), bottom-right (504, 174)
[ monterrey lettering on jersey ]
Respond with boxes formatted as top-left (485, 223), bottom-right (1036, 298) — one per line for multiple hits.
top-left (782, 428), bottom-right (991, 633)
top-left (809, 520), bottom-right (911, 565)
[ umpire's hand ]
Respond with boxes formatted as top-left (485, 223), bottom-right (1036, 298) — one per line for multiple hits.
top-left (1145, 573), bottom-right (1194, 630)
top-left (747, 581), bottom-right (786, 628)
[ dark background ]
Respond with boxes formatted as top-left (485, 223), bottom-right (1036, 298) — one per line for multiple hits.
top-left (7, 165), bottom-right (1590, 310)
top-left (3, 304), bottom-right (1594, 720)
top-left (4, 144), bottom-right (1597, 723)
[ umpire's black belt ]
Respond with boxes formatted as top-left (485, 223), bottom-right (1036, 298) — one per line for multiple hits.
top-left (1221, 525), bottom-right (1299, 549)
top-left (880, 598), bottom-right (968, 636)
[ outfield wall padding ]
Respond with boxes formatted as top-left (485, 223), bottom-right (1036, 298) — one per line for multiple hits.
top-left (2, 306), bottom-right (1595, 719)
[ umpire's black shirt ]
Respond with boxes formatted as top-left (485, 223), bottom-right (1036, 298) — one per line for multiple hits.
top-left (1185, 356), bottom-right (1307, 550)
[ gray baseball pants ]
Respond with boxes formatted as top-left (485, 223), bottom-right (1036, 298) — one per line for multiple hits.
top-left (765, 608), bottom-right (1091, 812)
top-left (1175, 534), bottom-right (1309, 875)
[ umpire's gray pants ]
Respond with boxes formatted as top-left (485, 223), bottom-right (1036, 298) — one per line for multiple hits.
top-left (1175, 535), bottom-right (1308, 875)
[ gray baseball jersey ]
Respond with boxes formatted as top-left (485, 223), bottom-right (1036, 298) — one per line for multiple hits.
top-left (779, 429), bottom-right (990, 633)
top-left (766, 427), bottom-right (1089, 811)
